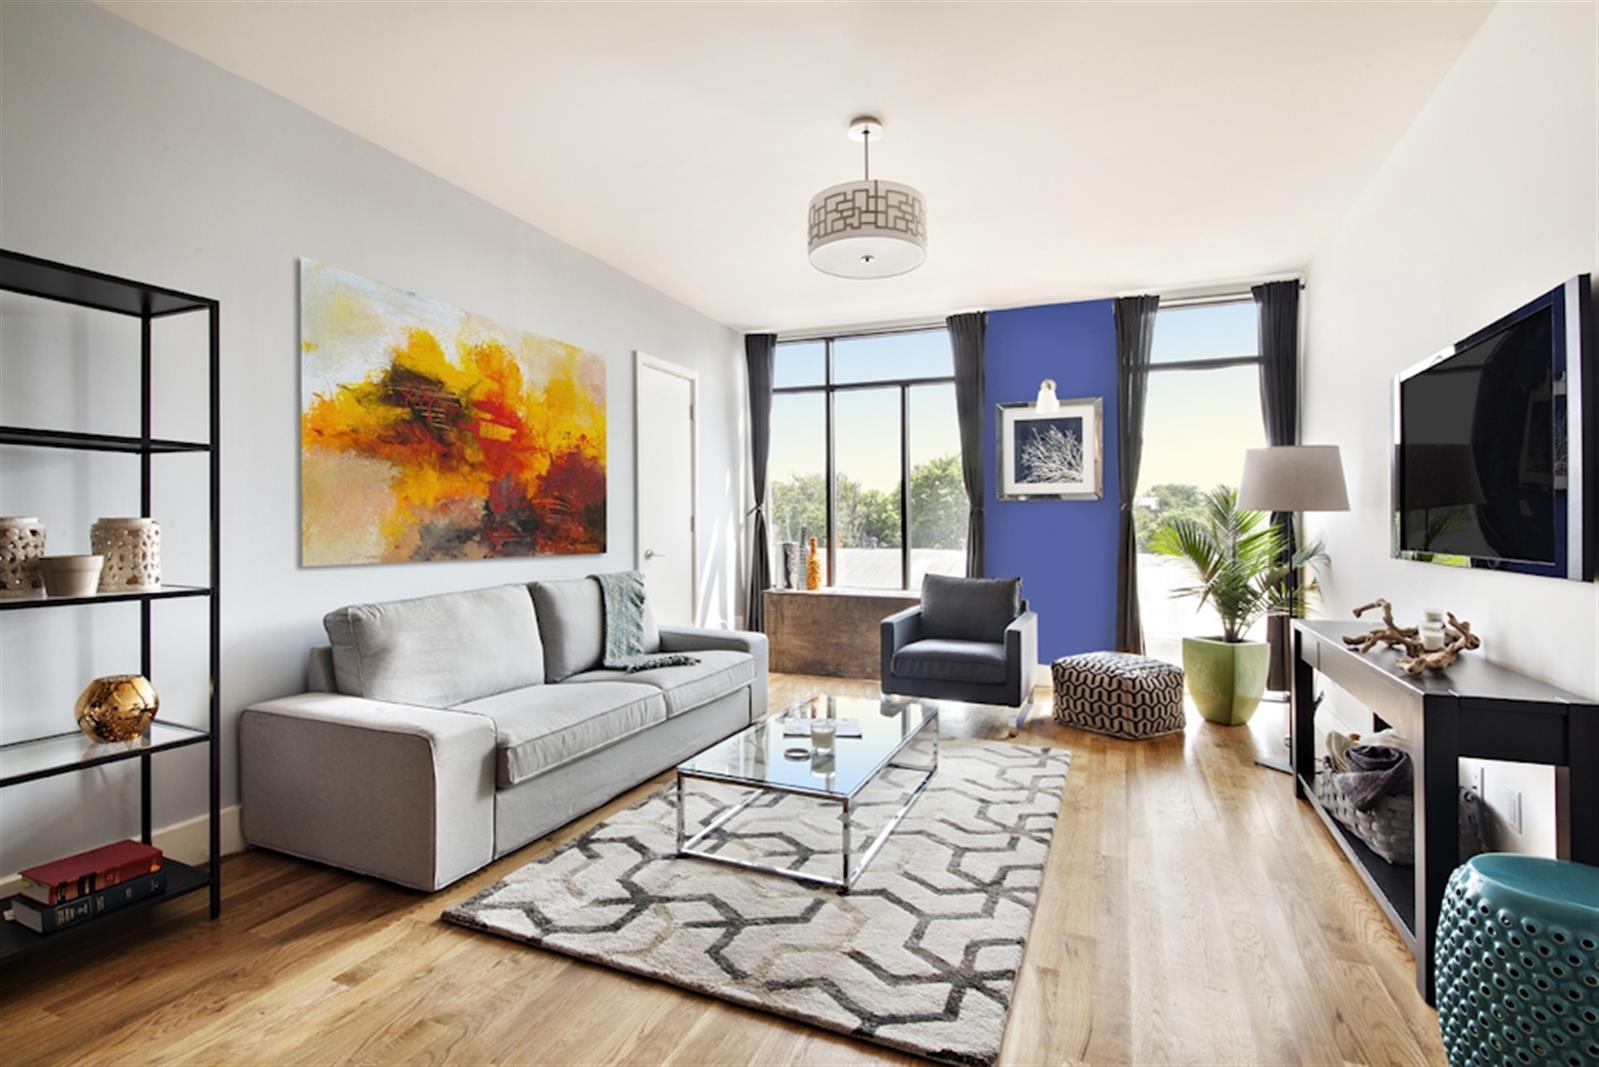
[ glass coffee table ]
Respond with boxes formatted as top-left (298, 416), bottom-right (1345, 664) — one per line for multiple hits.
top-left (675, 693), bottom-right (939, 892)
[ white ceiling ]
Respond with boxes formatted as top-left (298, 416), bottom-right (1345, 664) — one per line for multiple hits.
top-left (102, 1), bottom-right (1493, 332)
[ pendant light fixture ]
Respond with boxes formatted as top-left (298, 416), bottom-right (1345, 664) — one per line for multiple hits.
top-left (807, 117), bottom-right (927, 279)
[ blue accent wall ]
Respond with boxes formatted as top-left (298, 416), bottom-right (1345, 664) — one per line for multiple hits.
top-left (984, 300), bottom-right (1120, 662)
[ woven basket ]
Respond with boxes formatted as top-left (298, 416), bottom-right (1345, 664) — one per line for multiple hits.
top-left (1315, 761), bottom-right (1415, 865)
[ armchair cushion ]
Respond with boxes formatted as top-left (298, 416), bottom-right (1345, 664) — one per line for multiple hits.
top-left (892, 638), bottom-right (1008, 685)
top-left (920, 573), bottom-right (1022, 643)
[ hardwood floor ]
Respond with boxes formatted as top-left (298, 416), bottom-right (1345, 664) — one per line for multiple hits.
top-left (0, 674), bottom-right (1446, 1065)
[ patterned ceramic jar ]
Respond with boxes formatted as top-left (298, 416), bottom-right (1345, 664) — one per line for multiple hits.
top-left (91, 517), bottom-right (161, 592)
top-left (0, 516), bottom-right (47, 598)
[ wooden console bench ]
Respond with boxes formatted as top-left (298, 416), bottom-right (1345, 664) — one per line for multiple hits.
top-left (1290, 620), bottom-right (1598, 1003)
top-left (763, 588), bottom-right (917, 679)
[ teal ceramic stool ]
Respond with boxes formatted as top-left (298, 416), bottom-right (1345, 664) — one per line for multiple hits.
top-left (1435, 854), bottom-right (1599, 1067)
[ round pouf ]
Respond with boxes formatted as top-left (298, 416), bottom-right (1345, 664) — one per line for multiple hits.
top-left (1435, 854), bottom-right (1599, 1067)
top-left (1051, 652), bottom-right (1185, 740)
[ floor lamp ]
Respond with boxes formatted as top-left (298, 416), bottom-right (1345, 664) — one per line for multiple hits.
top-left (1237, 445), bottom-right (1349, 773)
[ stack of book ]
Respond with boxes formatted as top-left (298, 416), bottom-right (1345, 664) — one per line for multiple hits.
top-left (8, 840), bottom-right (166, 934)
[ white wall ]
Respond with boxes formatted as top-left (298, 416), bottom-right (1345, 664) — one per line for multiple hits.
top-left (1302, 1), bottom-right (1597, 856)
top-left (0, 1), bottom-right (747, 873)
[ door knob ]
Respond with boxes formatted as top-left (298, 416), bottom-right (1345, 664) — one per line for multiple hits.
top-left (644, 549), bottom-right (664, 560)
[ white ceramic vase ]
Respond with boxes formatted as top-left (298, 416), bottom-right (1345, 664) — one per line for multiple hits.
top-left (0, 517), bottom-right (47, 598)
top-left (91, 517), bottom-right (161, 591)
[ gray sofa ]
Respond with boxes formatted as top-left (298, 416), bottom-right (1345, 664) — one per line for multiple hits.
top-left (240, 578), bottom-right (768, 890)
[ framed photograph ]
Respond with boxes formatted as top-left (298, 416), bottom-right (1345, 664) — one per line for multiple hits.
top-left (997, 397), bottom-right (1103, 500)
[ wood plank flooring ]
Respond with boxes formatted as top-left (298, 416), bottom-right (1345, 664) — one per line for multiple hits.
top-left (0, 674), bottom-right (1446, 1065)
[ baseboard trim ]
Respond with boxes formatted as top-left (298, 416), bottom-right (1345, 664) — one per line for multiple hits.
top-left (154, 804), bottom-right (246, 865)
top-left (1, 804), bottom-right (244, 898)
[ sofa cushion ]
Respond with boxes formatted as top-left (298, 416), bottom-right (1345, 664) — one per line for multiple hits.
top-left (892, 638), bottom-right (1007, 685)
top-left (919, 573), bottom-right (1021, 643)
top-left (453, 682), bottom-right (666, 788)
top-left (529, 578), bottom-right (604, 682)
top-left (564, 649), bottom-right (754, 717)
top-left (324, 584), bottom-right (543, 707)
top-left (531, 575), bottom-right (664, 681)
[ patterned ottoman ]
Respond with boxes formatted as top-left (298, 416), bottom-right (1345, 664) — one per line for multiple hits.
top-left (1051, 652), bottom-right (1186, 740)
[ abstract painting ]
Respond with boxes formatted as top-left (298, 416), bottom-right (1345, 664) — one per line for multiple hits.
top-left (300, 260), bottom-right (606, 566)
top-left (997, 397), bottom-right (1103, 500)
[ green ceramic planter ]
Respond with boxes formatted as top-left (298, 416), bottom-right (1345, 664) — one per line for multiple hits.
top-left (1181, 636), bottom-right (1270, 725)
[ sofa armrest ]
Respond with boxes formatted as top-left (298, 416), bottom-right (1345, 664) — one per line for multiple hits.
top-left (239, 693), bottom-right (495, 890)
top-left (658, 626), bottom-right (769, 721)
top-left (1004, 610), bottom-right (1039, 706)
top-left (880, 606), bottom-right (925, 682)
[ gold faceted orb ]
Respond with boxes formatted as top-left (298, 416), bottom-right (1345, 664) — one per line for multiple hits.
top-left (74, 674), bottom-right (159, 743)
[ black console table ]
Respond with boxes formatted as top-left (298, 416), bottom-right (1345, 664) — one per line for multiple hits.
top-left (1290, 620), bottom-right (1597, 1003)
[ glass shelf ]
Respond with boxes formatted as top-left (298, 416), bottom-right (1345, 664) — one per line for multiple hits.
top-left (1, 249), bottom-right (211, 318)
top-left (0, 585), bottom-right (210, 612)
top-left (0, 426), bottom-right (211, 453)
top-left (0, 722), bottom-right (210, 788)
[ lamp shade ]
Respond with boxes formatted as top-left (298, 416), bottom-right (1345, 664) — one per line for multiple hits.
top-left (807, 180), bottom-right (927, 279)
top-left (1238, 445), bottom-right (1350, 512)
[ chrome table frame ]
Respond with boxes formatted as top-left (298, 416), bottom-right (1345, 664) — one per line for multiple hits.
top-left (675, 709), bottom-right (939, 893)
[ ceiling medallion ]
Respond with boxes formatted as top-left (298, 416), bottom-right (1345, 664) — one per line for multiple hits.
top-left (807, 117), bottom-right (927, 279)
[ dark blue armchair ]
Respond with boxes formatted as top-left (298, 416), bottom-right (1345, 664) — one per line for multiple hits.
top-left (881, 574), bottom-right (1038, 731)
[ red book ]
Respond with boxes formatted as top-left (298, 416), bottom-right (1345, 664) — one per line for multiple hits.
top-left (17, 840), bottom-right (163, 906)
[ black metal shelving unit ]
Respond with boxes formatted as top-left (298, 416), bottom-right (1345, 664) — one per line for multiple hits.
top-left (0, 249), bottom-right (221, 961)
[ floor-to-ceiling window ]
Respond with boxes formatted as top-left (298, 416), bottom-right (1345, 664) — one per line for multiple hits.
top-left (768, 328), bottom-right (966, 589)
top-left (1134, 299), bottom-right (1267, 664)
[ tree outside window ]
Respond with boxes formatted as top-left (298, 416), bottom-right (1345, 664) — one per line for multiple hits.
top-left (768, 331), bottom-right (966, 589)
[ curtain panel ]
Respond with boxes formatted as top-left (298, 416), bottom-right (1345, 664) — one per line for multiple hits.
top-left (1113, 295), bottom-right (1160, 654)
top-left (744, 334), bottom-right (776, 631)
top-left (947, 312), bottom-right (987, 579)
top-left (1254, 280), bottom-right (1301, 690)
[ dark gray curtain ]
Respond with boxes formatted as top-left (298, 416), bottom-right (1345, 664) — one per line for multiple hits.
top-left (1114, 296), bottom-right (1160, 654)
top-left (1254, 280), bottom-right (1300, 689)
top-left (744, 334), bottom-right (776, 631)
top-left (947, 312), bottom-right (986, 578)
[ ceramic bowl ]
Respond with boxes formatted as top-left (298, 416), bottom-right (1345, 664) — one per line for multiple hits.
top-left (40, 554), bottom-right (105, 598)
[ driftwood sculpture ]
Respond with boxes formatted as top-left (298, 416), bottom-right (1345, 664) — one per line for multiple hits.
top-left (1342, 598), bottom-right (1481, 675)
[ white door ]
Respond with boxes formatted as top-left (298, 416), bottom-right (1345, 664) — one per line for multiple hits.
top-left (634, 352), bottom-right (697, 625)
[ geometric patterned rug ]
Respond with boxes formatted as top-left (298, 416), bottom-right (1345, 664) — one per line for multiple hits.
top-left (444, 739), bottom-right (1071, 1066)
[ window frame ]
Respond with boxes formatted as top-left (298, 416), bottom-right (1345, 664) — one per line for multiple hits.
top-left (1136, 294), bottom-right (1269, 657)
top-left (1148, 295), bottom-right (1263, 372)
top-left (1141, 296), bottom-right (1265, 493)
top-left (772, 326), bottom-right (955, 589)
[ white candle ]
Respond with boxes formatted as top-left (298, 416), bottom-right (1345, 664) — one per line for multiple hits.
top-left (811, 719), bottom-right (837, 751)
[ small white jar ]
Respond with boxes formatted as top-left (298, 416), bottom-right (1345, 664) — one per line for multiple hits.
top-left (0, 517), bottom-right (47, 598)
top-left (91, 517), bottom-right (162, 592)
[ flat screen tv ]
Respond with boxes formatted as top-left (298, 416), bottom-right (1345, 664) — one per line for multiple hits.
top-left (1393, 275), bottom-right (1593, 581)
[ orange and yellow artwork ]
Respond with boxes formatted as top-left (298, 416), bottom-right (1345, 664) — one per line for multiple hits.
top-left (300, 260), bottom-right (606, 566)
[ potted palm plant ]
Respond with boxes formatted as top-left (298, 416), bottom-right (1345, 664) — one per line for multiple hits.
top-left (1149, 486), bottom-right (1327, 725)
